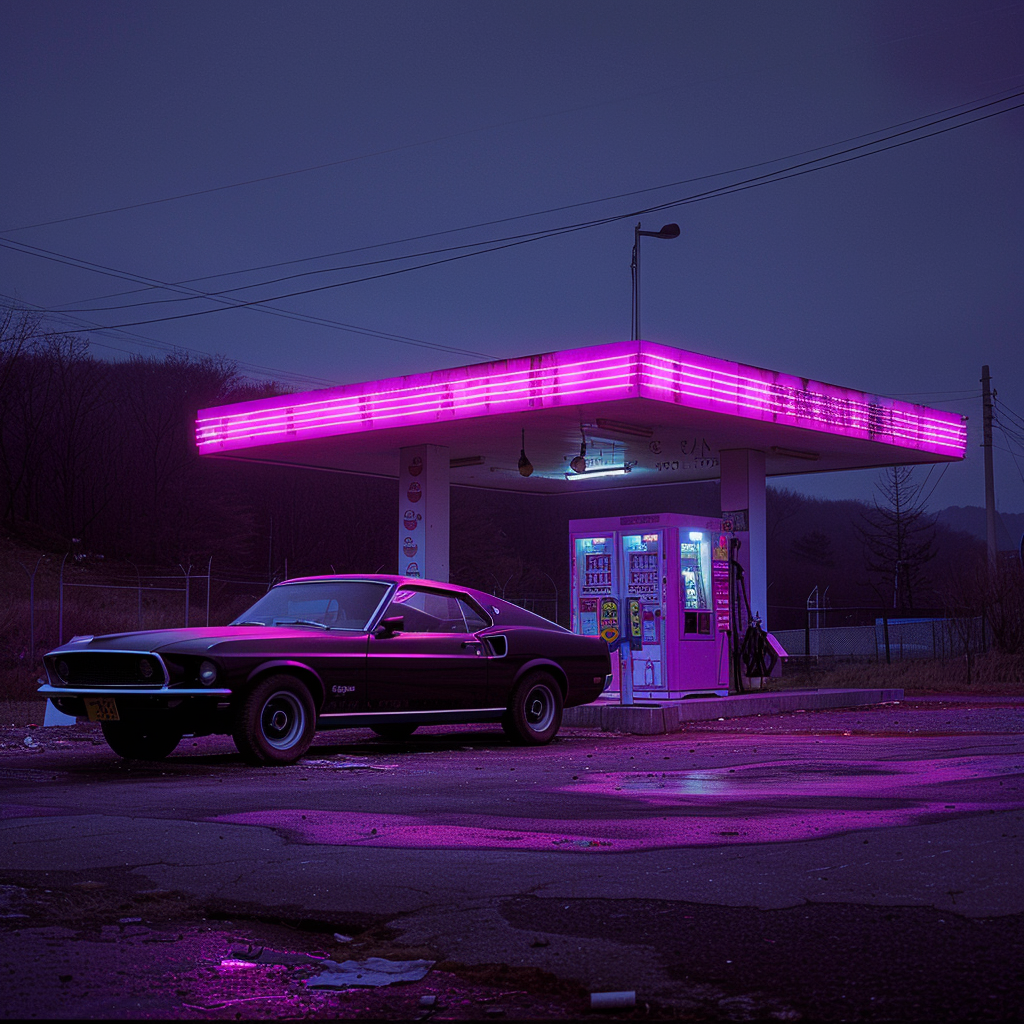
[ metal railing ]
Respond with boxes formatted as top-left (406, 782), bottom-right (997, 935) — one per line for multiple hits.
top-left (772, 610), bottom-right (988, 664)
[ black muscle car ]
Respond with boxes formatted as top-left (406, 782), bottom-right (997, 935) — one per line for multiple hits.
top-left (39, 575), bottom-right (611, 764)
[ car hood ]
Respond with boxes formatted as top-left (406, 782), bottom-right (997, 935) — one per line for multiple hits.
top-left (49, 626), bottom-right (360, 655)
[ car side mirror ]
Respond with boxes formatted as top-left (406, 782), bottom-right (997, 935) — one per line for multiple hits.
top-left (377, 615), bottom-right (404, 637)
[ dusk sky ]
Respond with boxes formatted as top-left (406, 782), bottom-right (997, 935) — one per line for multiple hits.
top-left (2, 1), bottom-right (1022, 514)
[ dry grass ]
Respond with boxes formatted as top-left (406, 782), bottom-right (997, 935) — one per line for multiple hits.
top-left (777, 649), bottom-right (1024, 694)
top-left (0, 529), bottom-right (264, 693)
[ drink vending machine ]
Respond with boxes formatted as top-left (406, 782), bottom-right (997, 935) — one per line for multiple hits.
top-left (570, 513), bottom-right (734, 700)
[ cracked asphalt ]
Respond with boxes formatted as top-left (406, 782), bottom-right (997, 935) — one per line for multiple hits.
top-left (1, 695), bottom-right (1022, 1020)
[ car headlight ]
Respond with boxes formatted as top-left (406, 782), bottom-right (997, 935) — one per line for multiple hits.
top-left (56, 659), bottom-right (70, 681)
top-left (199, 660), bottom-right (219, 686)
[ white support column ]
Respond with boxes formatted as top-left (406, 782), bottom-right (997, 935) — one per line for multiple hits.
top-left (719, 448), bottom-right (767, 628)
top-left (398, 445), bottom-right (450, 582)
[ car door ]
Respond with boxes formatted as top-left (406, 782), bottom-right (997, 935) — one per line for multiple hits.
top-left (364, 587), bottom-right (493, 713)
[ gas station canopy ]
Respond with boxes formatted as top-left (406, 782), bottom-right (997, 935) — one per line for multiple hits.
top-left (196, 340), bottom-right (967, 488)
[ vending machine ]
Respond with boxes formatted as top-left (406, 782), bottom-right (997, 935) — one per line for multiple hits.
top-left (570, 514), bottom-right (733, 700)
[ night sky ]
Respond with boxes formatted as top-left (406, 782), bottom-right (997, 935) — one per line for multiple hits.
top-left (2, 1), bottom-right (1022, 513)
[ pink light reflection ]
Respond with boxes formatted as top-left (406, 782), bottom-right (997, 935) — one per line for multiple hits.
top-left (196, 341), bottom-right (966, 459)
top-left (209, 756), bottom-right (1015, 852)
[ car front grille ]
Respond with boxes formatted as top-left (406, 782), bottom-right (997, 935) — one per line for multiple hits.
top-left (50, 652), bottom-right (167, 688)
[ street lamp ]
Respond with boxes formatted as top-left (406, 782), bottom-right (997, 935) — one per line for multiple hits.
top-left (631, 221), bottom-right (680, 340)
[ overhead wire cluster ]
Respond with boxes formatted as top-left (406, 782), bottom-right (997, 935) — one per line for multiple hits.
top-left (993, 397), bottom-right (1024, 491)
top-left (1, 85), bottom-right (1021, 367)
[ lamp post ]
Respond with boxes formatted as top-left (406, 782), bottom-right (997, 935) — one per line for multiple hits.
top-left (631, 221), bottom-right (680, 340)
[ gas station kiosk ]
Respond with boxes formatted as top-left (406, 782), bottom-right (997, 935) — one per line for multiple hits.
top-left (197, 338), bottom-right (967, 706)
top-left (571, 513), bottom-right (733, 701)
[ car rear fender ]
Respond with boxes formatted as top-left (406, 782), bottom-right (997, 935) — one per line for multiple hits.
top-left (513, 658), bottom-right (568, 699)
top-left (245, 661), bottom-right (325, 711)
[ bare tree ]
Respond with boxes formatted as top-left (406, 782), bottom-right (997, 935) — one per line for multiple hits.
top-left (857, 466), bottom-right (937, 609)
top-left (979, 559), bottom-right (1024, 654)
top-left (766, 486), bottom-right (803, 544)
top-left (40, 333), bottom-right (116, 541)
top-left (0, 319), bottom-right (57, 527)
top-left (791, 529), bottom-right (835, 567)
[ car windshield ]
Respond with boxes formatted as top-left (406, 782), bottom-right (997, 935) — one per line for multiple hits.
top-left (232, 580), bottom-right (391, 631)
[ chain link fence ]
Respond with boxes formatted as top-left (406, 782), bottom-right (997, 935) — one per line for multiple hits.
top-left (4, 560), bottom-right (275, 670)
top-left (773, 608), bottom-right (989, 664)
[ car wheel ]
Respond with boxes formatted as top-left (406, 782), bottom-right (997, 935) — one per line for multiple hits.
top-left (501, 671), bottom-right (563, 745)
top-left (100, 719), bottom-right (183, 760)
top-left (233, 674), bottom-right (316, 766)
top-left (371, 724), bottom-right (419, 740)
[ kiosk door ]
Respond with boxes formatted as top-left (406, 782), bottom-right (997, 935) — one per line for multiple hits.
top-left (572, 532), bottom-right (621, 692)
top-left (672, 527), bottom-right (729, 697)
top-left (621, 531), bottom-right (666, 694)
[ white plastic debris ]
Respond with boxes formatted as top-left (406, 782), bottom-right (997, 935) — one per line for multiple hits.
top-left (23, 736), bottom-right (38, 748)
top-left (333, 932), bottom-right (354, 943)
top-left (44, 699), bottom-right (76, 726)
top-left (591, 991), bottom-right (636, 1010)
top-left (301, 758), bottom-right (395, 771)
top-left (306, 957), bottom-right (435, 988)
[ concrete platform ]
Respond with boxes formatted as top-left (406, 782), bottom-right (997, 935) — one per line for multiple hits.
top-left (563, 687), bottom-right (905, 735)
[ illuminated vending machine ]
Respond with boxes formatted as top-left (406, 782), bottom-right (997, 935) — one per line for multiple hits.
top-left (570, 514), bottom-right (732, 700)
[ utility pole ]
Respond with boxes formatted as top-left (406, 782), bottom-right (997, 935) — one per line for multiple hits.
top-left (981, 365), bottom-right (997, 574)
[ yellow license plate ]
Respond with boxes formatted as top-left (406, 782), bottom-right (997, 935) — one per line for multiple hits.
top-left (84, 697), bottom-right (119, 722)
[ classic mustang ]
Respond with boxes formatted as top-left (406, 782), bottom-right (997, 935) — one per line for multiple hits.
top-left (39, 575), bottom-right (611, 764)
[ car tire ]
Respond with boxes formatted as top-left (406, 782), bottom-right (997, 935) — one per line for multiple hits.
top-left (233, 674), bottom-right (316, 766)
top-left (501, 671), bottom-right (563, 745)
top-left (370, 724), bottom-right (419, 740)
top-left (100, 719), bottom-right (183, 760)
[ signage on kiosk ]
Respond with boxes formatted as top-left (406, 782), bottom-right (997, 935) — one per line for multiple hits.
top-left (570, 514), bottom-right (732, 700)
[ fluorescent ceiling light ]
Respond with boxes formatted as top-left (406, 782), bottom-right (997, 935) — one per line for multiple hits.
top-left (770, 446), bottom-right (820, 461)
top-left (565, 466), bottom-right (632, 481)
top-left (450, 455), bottom-right (485, 468)
top-left (594, 418), bottom-right (654, 438)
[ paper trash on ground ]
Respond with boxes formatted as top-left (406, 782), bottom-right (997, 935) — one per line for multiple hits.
top-left (306, 957), bottom-right (435, 988)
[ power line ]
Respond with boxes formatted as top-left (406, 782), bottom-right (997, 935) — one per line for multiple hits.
top-left (994, 397), bottom-right (1024, 433)
top-left (0, 292), bottom-right (345, 387)
top-left (0, 240), bottom-right (496, 360)
top-left (37, 86), bottom-right (1024, 310)
top-left (919, 462), bottom-right (951, 510)
top-left (9, 89), bottom-right (1023, 339)
top-left (0, 87), bottom-right (693, 235)
top-left (5, 73), bottom-right (1019, 239)
top-left (31, 87), bottom-right (1024, 315)
top-left (886, 389), bottom-right (982, 397)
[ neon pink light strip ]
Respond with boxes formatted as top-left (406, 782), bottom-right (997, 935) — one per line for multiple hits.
top-left (636, 351), bottom-right (964, 453)
top-left (196, 341), bottom-right (966, 458)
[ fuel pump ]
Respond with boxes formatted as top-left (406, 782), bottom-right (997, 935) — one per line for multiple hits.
top-left (728, 537), bottom-right (777, 692)
top-left (570, 514), bottom-right (732, 699)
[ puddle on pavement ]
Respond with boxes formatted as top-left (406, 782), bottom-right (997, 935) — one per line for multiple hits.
top-left (210, 755), bottom-right (1021, 853)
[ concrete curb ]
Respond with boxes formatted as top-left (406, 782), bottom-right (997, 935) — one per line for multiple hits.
top-left (563, 688), bottom-right (905, 735)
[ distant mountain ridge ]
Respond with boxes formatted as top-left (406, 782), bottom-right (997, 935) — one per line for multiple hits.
top-left (936, 506), bottom-right (1024, 550)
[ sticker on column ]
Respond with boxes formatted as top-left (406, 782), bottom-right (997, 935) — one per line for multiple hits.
top-left (405, 561), bottom-right (420, 578)
top-left (403, 538), bottom-right (418, 558)
top-left (642, 606), bottom-right (660, 643)
top-left (599, 597), bottom-right (619, 644)
top-left (407, 481), bottom-right (422, 503)
top-left (407, 456), bottom-right (423, 476)
top-left (628, 598), bottom-right (643, 651)
top-left (579, 597), bottom-right (599, 636)
top-left (403, 511), bottom-right (421, 531)
top-left (640, 659), bottom-right (661, 688)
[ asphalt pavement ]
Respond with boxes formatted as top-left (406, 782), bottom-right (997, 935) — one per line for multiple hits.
top-left (1, 696), bottom-right (1022, 1020)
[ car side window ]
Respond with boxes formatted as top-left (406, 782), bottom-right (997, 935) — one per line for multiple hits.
top-left (388, 589), bottom-right (472, 633)
top-left (458, 598), bottom-right (490, 631)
